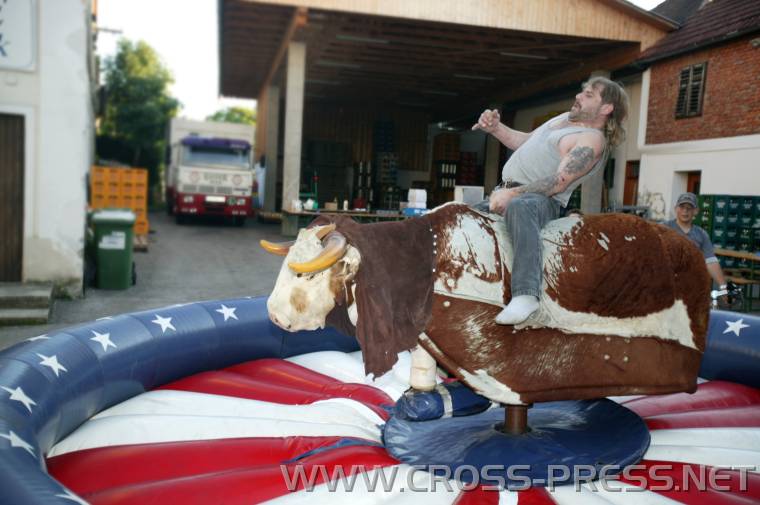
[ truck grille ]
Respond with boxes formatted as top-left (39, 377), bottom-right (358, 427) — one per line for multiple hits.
top-left (180, 184), bottom-right (247, 196)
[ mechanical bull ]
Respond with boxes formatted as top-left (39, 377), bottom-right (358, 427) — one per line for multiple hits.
top-left (261, 203), bottom-right (710, 406)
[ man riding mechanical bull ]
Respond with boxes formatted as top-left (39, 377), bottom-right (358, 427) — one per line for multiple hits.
top-left (261, 77), bottom-right (710, 413)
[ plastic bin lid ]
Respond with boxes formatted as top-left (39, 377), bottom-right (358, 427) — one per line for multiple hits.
top-left (92, 209), bottom-right (136, 224)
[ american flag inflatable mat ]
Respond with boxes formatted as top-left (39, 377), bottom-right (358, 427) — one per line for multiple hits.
top-left (0, 297), bottom-right (758, 504)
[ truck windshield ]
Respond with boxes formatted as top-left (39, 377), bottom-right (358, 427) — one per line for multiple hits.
top-left (181, 145), bottom-right (250, 169)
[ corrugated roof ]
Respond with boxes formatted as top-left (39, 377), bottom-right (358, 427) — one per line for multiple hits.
top-left (638, 0), bottom-right (760, 63)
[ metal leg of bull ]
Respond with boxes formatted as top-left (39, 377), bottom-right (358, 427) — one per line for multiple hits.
top-left (409, 344), bottom-right (437, 392)
top-left (501, 403), bottom-right (532, 435)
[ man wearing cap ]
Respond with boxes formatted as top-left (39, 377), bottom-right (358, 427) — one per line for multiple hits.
top-left (664, 192), bottom-right (727, 289)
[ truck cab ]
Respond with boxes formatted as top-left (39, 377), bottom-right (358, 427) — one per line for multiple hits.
top-left (167, 136), bottom-right (253, 225)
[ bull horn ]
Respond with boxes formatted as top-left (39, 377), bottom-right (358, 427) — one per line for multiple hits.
top-left (259, 223), bottom-right (337, 256)
top-left (288, 231), bottom-right (348, 273)
top-left (260, 239), bottom-right (295, 256)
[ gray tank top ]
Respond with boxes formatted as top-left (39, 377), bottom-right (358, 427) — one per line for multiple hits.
top-left (501, 112), bottom-right (608, 207)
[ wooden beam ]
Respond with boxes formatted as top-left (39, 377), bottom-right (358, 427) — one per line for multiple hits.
top-left (260, 6), bottom-right (308, 93)
top-left (242, 0), bottom-right (670, 49)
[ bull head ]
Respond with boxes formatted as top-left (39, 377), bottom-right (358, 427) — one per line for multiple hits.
top-left (262, 224), bottom-right (359, 331)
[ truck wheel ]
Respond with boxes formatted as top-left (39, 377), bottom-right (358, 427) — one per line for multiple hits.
top-left (234, 217), bottom-right (246, 227)
top-left (131, 262), bottom-right (137, 286)
top-left (175, 214), bottom-right (186, 225)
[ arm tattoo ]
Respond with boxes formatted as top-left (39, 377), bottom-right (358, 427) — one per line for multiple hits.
top-left (517, 173), bottom-right (563, 196)
top-left (565, 146), bottom-right (595, 175)
top-left (515, 146), bottom-right (596, 197)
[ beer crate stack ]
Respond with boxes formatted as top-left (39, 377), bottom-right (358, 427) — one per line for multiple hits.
top-left (373, 121), bottom-right (399, 210)
top-left (431, 133), bottom-right (460, 207)
top-left (697, 194), bottom-right (760, 269)
top-left (375, 153), bottom-right (399, 211)
top-left (90, 166), bottom-right (150, 250)
top-left (353, 161), bottom-right (373, 209)
top-left (457, 151), bottom-right (481, 186)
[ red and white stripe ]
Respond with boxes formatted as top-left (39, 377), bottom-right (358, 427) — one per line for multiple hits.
top-left (46, 351), bottom-right (760, 505)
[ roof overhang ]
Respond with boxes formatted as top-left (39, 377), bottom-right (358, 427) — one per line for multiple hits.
top-left (219, 0), bottom-right (672, 120)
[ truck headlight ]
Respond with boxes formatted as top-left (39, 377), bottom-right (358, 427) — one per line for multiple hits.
top-left (237, 198), bottom-right (246, 205)
top-left (183, 195), bottom-right (194, 203)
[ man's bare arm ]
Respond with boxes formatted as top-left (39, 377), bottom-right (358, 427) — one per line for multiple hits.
top-left (513, 144), bottom-right (597, 197)
top-left (472, 109), bottom-right (532, 151)
top-left (707, 262), bottom-right (727, 287)
top-left (490, 124), bottom-right (532, 151)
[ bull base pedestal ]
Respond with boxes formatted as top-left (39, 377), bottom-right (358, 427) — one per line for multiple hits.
top-left (383, 398), bottom-right (650, 489)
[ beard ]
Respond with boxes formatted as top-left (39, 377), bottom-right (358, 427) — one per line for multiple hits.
top-left (569, 102), bottom-right (600, 122)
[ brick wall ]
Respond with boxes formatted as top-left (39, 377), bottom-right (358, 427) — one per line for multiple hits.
top-left (646, 34), bottom-right (760, 144)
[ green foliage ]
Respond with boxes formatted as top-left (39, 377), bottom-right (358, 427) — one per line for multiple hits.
top-left (207, 106), bottom-right (256, 125)
top-left (98, 39), bottom-right (179, 186)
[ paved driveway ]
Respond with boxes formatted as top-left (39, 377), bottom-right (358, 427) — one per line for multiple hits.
top-left (0, 212), bottom-right (290, 351)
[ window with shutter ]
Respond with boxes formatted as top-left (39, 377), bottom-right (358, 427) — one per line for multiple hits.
top-left (675, 63), bottom-right (707, 118)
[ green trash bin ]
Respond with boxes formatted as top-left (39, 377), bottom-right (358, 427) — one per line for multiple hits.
top-left (92, 209), bottom-right (136, 290)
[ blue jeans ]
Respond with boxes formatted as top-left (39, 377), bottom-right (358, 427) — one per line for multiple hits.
top-left (505, 193), bottom-right (560, 298)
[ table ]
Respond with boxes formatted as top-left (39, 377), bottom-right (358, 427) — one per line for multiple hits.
top-left (281, 209), bottom-right (407, 236)
top-left (715, 248), bottom-right (760, 312)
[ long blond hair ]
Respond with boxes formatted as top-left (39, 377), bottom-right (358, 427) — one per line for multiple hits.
top-left (583, 77), bottom-right (629, 147)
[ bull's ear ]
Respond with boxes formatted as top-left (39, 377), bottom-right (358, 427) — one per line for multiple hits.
top-left (288, 231), bottom-right (348, 273)
top-left (260, 239), bottom-right (295, 256)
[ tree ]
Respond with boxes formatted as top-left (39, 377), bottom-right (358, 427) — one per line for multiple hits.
top-left (207, 106), bottom-right (256, 125)
top-left (98, 39), bottom-right (179, 189)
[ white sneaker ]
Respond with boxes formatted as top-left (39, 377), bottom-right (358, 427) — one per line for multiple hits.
top-left (495, 295), bottom-right (539, 325)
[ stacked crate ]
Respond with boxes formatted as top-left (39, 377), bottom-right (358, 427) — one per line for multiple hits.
top-left (431, 133), bottom-right (460, 206)
top-left (694, 195), bottom-right (715, 235)
top-left (457, 151), bottom-right (481, 186)
top-left (375, 153), bottom-right (399, 210)
top-left (90, 166), bottom-right (149, 236)
top-left (373, 121), bottom-right (398, 210)
top-left (698, 194), bottom-right (760, 269)
top-left (353, 161), bottom-right (373, 208)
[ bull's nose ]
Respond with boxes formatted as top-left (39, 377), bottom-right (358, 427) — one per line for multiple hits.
top-left (270, 314), bottom-right (291, 330)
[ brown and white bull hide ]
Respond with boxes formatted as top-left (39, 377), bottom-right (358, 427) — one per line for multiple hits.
top-left (266, 203), bottom-right (709, 405)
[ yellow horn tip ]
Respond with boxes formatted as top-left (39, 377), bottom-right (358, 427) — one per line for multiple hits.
top-left (260, 239), bottom-right (293, 256)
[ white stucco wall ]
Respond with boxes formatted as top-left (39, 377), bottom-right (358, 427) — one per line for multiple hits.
top-left (638, 135), bottom-right (760, 221)
top-left (637, 69), bottom-right (760, 221)
top-left (0, 0), bottom-right (94, 296)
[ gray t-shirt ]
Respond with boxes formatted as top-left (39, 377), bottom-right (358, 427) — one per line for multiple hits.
top-left (663, 219), bottom-right (718, 264)
top-left (501, 112), bottom-right (608, 207)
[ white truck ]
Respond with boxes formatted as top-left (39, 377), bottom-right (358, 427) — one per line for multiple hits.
top-left (166, 118), bottom-right (256, 225)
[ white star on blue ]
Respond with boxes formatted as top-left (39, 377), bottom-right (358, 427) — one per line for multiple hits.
top-left (216, 304), bottom-right (238, 322)
top-left (152, 315), bottom-right (176, 333)
top-left (724, 318), bottom-right (750, 337)
top-left (2, 386), bottom-right (37, 413)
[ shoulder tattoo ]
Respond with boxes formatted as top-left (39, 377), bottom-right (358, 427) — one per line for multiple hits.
top-left (565, 146), bottom-right (595, 175)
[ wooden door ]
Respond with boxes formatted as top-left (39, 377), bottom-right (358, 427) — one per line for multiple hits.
top-left (0, 114), bottom-right (24, 281)
top-left (623, 161), bottom-right (640, 206)
top-left (687, 171), bottom-right (701, 194)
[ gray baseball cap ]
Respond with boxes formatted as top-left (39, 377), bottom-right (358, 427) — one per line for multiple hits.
top-left (675, 192), bottom-right (698, 208)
